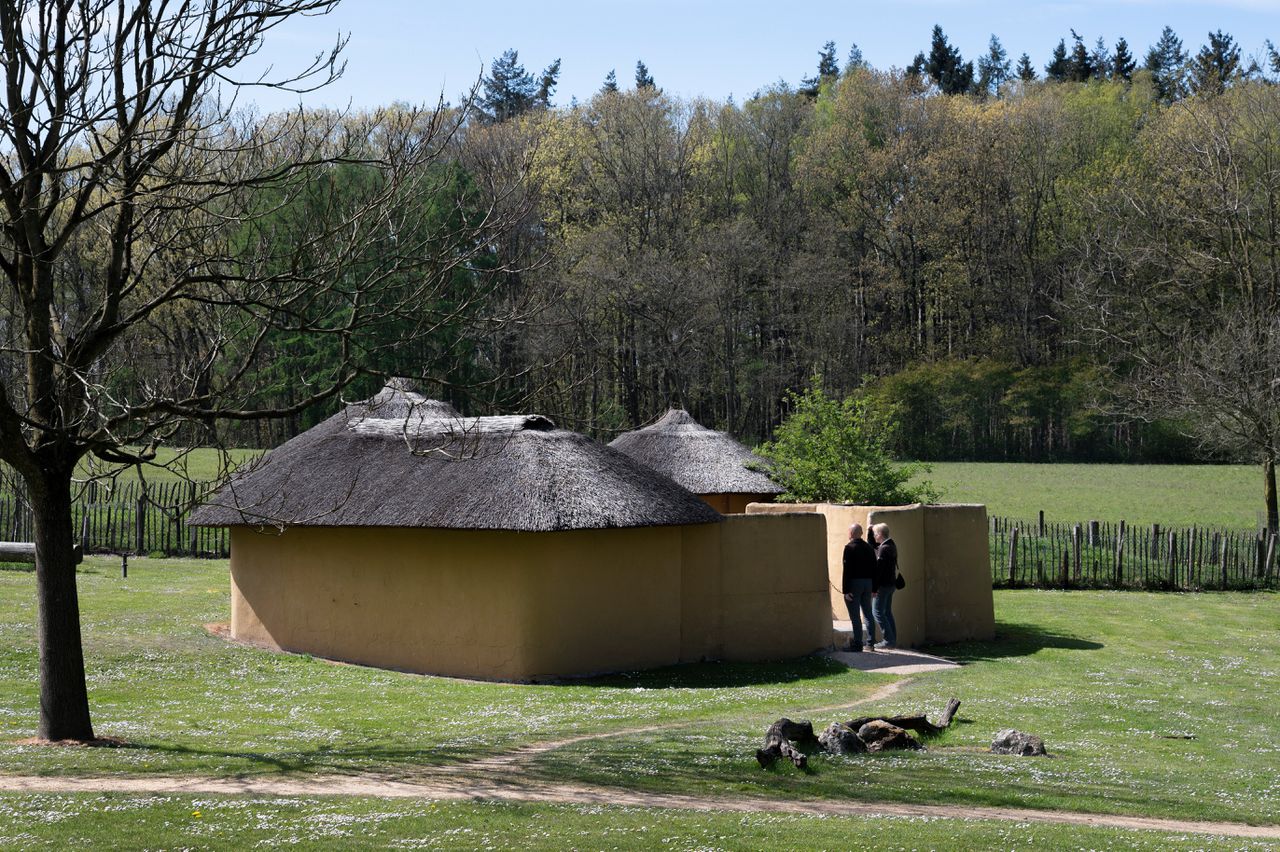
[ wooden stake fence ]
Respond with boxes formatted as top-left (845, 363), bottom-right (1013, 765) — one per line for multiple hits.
top-left (0, 481), bottom-right (228, 559)
top-left (989, 515), bottom-right (1278, 591)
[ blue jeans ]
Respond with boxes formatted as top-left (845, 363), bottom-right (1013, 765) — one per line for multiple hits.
top-left (844, 579), bottom-right (875, 647)
top-left (873, 585), bottom-right (897, 646)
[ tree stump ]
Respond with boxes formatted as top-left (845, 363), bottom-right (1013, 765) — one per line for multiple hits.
top-left (846, 697), bottom-right (961, 737)
top-left (756, 717), bottom-right (815, 768)
top-left (818, 722), bottom-right (866, 755)
top-left (856, 719), bottom-right (922, 752)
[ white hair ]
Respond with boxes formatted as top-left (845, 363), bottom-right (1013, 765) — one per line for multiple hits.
top-left (873, 522), bottom-right (891, 539)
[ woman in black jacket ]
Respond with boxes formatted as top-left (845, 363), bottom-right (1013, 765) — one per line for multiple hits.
top-left (871, 523), bottom-right (898, 649)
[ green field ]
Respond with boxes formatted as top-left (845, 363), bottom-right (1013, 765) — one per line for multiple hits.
top-left (2, 557), bottom-right (1278, 848)
top-left (74, 447), bottom-right (261, 486)
top-left (916, 462), bottom-right (1261, 528)
top-left (74, 449), bottom-right (1266, 529)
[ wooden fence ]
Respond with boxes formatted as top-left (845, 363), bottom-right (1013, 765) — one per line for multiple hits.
top-left (0, 481), bottom-right (228, 559)
top-left (990, 513), bottom-right (1278, 590)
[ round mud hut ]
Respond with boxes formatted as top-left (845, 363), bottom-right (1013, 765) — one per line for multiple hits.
top-left (609, 409), bottom-right (783, 514)
top-left (191, 382), bottom-right (831, 681)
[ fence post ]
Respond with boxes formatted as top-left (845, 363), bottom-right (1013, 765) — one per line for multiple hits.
top-left (1167, 530), bottom-right (1178, 589)
top-left (1113, 521), bottom-right (1125, 587)
top-left (135, 493), bottom-right (146, 555)
top-left (79, 513), bottom-right (89, 552)
top-left (1088, 520), bottom-right (1099, 547)
top-left (1220, 533), bottom-right (1229, 589)
top-left (1188, 527), bottom-right (1198, 587)
top-left (1060, 549), bottom-right (1069, 589)
top-left (1072, 524), bottom-right (1081, 581)
top-left (187, 481), bottom-right (198, 555)
top-left (1150, 523), bottom-right (1160, 559)
top-left (1007, 527), bottom-right (1019, 586)
top-left (1038, 510), bottom-right (1045, 536)
top-left (1265, 532), bottom-right (1277, 585)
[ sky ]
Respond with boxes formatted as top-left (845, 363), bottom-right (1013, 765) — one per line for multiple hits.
top-left (239, 0), bottom-right (1280, 111)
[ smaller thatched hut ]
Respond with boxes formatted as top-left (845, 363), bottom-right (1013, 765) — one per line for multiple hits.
top-left (609, 409), bottom-right (783, 514)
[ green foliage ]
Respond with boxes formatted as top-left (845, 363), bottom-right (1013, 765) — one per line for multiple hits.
top-left (756, 376), bottom-right (938, 505)
top-left (866, 358), bottom-right (1204, 463)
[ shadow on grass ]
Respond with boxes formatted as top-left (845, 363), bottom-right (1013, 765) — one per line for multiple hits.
top-left (924, 621), bottom-right (1103, 664)
top-left (570, 656), bottom-right (852, 690)
top-left (87, 740), bottom-right (480, 778)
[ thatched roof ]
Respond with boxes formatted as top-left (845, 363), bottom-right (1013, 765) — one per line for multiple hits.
top-left (190, 382), bottom-right (721, 532)
top-left (608, 409), bottom-right (783, 496)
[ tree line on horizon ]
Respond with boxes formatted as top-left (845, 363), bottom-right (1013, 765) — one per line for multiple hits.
top-left (474, 24), bottom-right (1280, 109)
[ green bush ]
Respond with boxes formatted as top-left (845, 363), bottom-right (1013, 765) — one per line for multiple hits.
top-left (756, 376), bottom-right (939, 505)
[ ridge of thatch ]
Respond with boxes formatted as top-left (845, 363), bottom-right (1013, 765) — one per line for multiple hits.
top-left (190, 382), bottom-right (721, 532)
top-left (348, 377), bottom-right (462, 420)
top-left (608, 409), bottom-right (783, 496)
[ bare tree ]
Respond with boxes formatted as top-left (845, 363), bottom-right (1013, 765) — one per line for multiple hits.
top-left (0, 1), bottom-right (525, 740)
top-left (1079, 81), bottom-right (1280, 529)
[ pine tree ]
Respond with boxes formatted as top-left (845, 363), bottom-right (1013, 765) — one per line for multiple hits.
top-left (1091, 37), bottom-right (1110, 79)
top-left (1145, 26), bottom-right (1188, 102)
top-left (845, 42), bottom-right (867, 73)
top-left (635, 60), bottom-right (656, 90)
top-left (534, 58), bottom-right (561, 109)
top-left (924, 25), bottom-right (973, 95)
top-left (601, 69), bottom-right (618, 94)
top-left (1190, 30), bottom-right (1242, 95)
top-left (1016, 52), bottom-right (1037, 81)
top-left (1112, 37), bottom-right (1136, 81)
top-left (480, 48), bottom-right (536, 123)
top-left (1046, 39), bottom-right (1069, 81)
top-left (1068, 30), bottom-right (1095, 81)
top-left (977, 34), bottom-right (1011, 96)
top-left (800, 41), bottom-right (840, 96)
top-left (907, 51), bottom-right (927, 79)
top-left (1268, 40), bottom-right (1280, 76)
top-left (817, 40), bottom-right (839, 79)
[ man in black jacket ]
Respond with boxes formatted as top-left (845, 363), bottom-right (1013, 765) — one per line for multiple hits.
top-left (871, 523), bottom-right (898, 649)
top-left (841, 523), bottom-right (877, 651)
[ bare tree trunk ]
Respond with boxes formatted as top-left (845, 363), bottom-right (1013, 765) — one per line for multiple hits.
top-left (30, 468), bottom-right (95, 742)
top-left (1266, 454), bottom-right (1278, 533)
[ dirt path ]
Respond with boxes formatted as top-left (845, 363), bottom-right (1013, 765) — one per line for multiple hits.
top-left (6, 679), bottom-right (1277, 839)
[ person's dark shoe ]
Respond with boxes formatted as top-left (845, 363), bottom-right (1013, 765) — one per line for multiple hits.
top-left (842, 644), bottom-right (862, 652)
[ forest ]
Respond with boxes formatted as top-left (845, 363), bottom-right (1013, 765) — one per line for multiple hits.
top-left (7, 23), bottom-right (1278, 471)
top-left (304, 23), bottom-right (1274, 472)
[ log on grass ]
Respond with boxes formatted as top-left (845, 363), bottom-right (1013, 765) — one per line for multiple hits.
top-left (756, 717), bottom-right (814, 769)
top-left (846, 697), bottom-right (961, 737)
top-left (0, 541), bottom-right (82, 565)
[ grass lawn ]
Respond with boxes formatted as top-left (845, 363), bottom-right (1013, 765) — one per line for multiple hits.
top-left (0, 795), bottom-right (1261, 850)
top-left (0, 558), bottom-right (889, 778)
top-left (525, 591), bottom-right (1280, 825)
top-left (2, 557), bottom-right (1278, 844)
top-left (915, 462), bottom-right (1261, 528)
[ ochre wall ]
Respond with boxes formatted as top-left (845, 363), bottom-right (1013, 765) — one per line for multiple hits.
top-left (923, 505), bottom-right (996, 643)
top-left (746, 502), bottom-right (994, 647)
top-left (230, 513), bottom-right (829, 680)
top-left (704, 513), bottom-right (830, 662)
top-left (697, 493), bottom-right (777, 515)
top-left (230, 525), bottom-right (683, 681)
